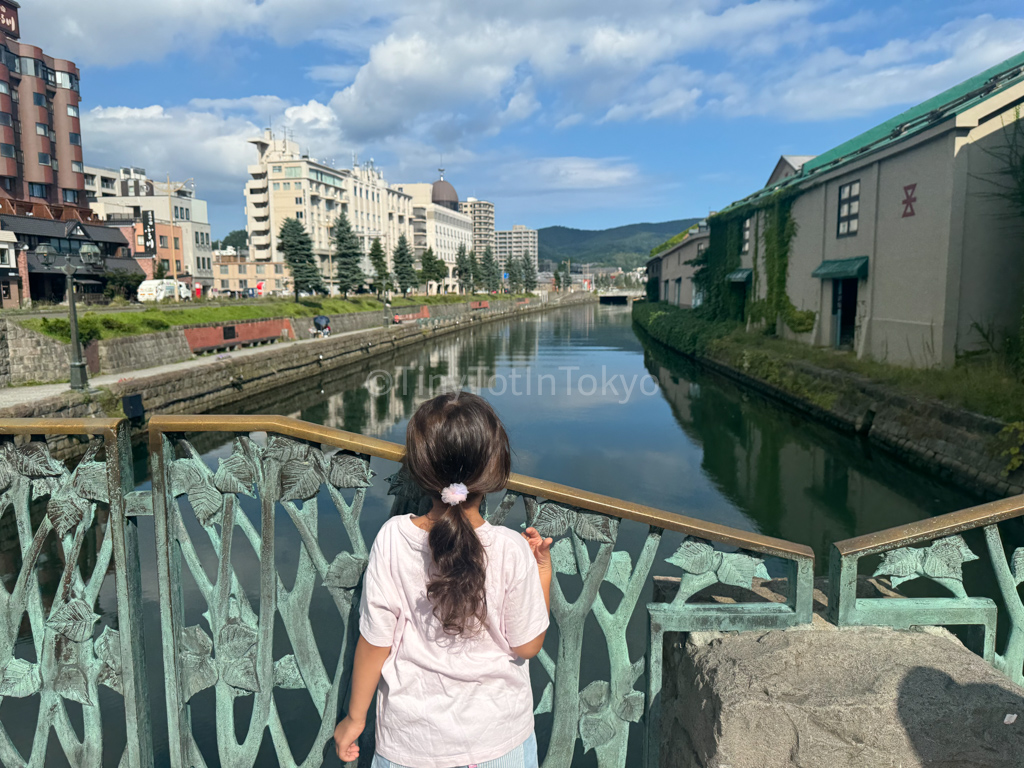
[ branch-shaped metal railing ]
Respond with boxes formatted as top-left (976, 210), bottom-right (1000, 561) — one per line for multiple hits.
top-left (828, 494), bottom-right (1024, 684)
top-left (0, 419), bottom-right (152, 768)
top-left (0, 416), bottom-right (815, 768)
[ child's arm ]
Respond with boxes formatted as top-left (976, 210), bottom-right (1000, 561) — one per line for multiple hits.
top-left (511, 527), bottom-right (552, 659)
top-left (334, 635), bottom-right (392, 762)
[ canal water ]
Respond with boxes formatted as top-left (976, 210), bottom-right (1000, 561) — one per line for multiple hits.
top-left (4, 303), bottom-right (987, 766)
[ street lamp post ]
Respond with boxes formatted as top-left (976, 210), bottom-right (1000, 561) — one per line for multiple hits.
top-left (36, 242), bottom-right (104, 391)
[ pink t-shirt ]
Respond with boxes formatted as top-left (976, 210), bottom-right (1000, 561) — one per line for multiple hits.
top-left (360, 513), bottom-right (550, 768)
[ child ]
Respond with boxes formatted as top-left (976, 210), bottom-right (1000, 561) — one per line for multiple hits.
top-left (334, 392), bottom-right (553, 768)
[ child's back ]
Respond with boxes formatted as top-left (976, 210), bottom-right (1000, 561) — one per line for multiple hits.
top-left (334, 392), bottom-right (553, 768)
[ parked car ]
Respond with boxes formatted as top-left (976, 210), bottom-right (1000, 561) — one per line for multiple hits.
top-left (137, 280), bottom-right (190, 302)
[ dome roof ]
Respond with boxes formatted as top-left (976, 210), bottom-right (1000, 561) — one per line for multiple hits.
top-left (432, 173), bottom-right (460, 211)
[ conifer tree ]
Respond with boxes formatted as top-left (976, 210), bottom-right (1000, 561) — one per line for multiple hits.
top-left (279, 217), bottom-right (325, 301)
top-left (522, 250), bottom-right (538, 292)
top-left (392, 234), bottom-right (418, 296)
top-left (455, 243), bottom-right (473, 295)
top-left (479, 246), bottom-right (500, 293)
top-left (419, 247), bottom-right (448, 293)
top-left (368, 238), bottom-right (389, 298)
top-left (333, 212), bottom-right (366, 298)
top-left (467, 249), bottom-right (479, 294)
top-left (507, 254), bottom-right (524, 294)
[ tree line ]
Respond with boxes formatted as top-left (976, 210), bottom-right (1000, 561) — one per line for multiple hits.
top-left (278, 214), bottom-right (539, 301)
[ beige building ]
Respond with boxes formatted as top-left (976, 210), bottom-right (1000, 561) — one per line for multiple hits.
top-left (459, 197), bottom-right (495, 256)
top-left (213, 251), bottom-right (292, 297)
top-left (244, 130), bottom-right (413, 290)
top-left (394, 174), bottom-right (473, 294)
top-left (495, 225), bottom-right (539, 270)
top-left (648, 221), bottom-right (709, 307)
top-left (712, 51), bottom-right (1024, 368)
top-left (85, 165), bottom-right (214, 293)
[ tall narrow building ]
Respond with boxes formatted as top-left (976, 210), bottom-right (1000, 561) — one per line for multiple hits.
top-left (458, 197), bottom-right (495, 257)
top-left (0, 2), bottom-right (88, 220)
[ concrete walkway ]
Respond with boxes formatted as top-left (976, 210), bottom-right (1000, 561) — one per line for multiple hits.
top-left (0, 326), bottom-right (373, 410)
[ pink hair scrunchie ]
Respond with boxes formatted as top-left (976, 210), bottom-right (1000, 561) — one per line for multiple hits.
top-left (440, 483), bottom-right (469, 506)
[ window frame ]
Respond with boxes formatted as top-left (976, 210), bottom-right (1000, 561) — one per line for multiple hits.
top-left (837, 180), bottom-right (861, 238)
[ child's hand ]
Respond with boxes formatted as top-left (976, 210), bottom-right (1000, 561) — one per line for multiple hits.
top-left (334, 715), bottom-right (364, 762)
top-left (522, 527), bottom-right (553, 574)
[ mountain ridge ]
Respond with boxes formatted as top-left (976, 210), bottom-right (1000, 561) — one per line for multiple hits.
top-left (536, 218), bottom-right (701, 269)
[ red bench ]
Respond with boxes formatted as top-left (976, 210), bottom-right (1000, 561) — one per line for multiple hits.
top-left (470, 301), bottom-right (489, 310)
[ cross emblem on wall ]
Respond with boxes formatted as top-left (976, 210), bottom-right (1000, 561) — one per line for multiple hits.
top-left (902, 184), bottom-right (917, 218)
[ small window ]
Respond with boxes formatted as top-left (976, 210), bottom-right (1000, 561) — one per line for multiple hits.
top-left (174, 206), bottom-right (179, 219)
top-left (0, 113), bottom-right (9, 127)
top-left (185, 209), bottom-right (190, 221)
top-left (239, 279), bottom-right (248, 289)
top-left (71, 161), bottom-right (83, 173)
top-left (283, 182), bottom-right (290, 190)
top-left (221, 279), bottom-right (229, 289)
top-left (174, 237), bottom-right (180, 250)
top-left (272, 166), bottom-right (282, 174)
top-left (238, 264), bottom-right (247, 274)
top-left (296, 211), bottom-right (304, 219)
top-left (159, 235), bottom-right (168, 248)
top-left (0, 144), bottom-right (13, 158)
top-left (67, 104), bottom-right (79, 118)
top-left (838, 180), bottom-right (861, 237)
top-left (256, 265), bottom-right (264, 274)
top-left (68, 132), bottom-right (81, 146)
top-left (195, 232), bottom-right (200, 245)
top-left (62, 189), bottom-right (78, 204)
top-left (175, 260), bottom-right (181, 272)
top-left (275, 264), bottom-right (283, 274)
top-left (0, 82), bottom-right (8, 95)
top-left (272, 182), bottom-right (280, 191)
top-left (219, 265), bottom-right (229, 274)
top-left (294, 183), bottom-right (301, 190)
top-left (36, 122), bottom-right (47, 136)
top-left (29, 183), bottom-right (47, 198)
top-left (136, 235), bottom-right (144, 247)
top-left (32, 92), bottom-right (45, 107)
top-left (160, 259), bottom-right (170, 271)
top-left (38, 152), bottom-right (50, 166)
top-left (295, 197), bottom-right (303, 205)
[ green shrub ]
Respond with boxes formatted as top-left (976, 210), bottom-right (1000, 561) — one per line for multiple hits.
top-left (632, 301), bottom-right (742, 357)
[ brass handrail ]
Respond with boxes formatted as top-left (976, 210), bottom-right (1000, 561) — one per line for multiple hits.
top-left (149, 414), bottom-right (815, 562)
top-left (833, 494), bottom-right (1024, 557)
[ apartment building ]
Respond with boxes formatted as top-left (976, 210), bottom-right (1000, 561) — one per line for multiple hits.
top-left (495, 225), bottom-right (539, 270)
top-left (393, 174), bottom-right (473, 294)
top-left (244, 130), bottom-right (413, 290)
top-left (85, 165), bottom-right (214, 294)
top-left (0, 3), bottom-right (89, 220)
top-left (458, 197), bottom-right (495, 256)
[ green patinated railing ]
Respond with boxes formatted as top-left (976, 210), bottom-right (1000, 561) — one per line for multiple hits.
top-left (828, 494), bottom-right (1024, 686)
top-left (0, 416), bottom-right (816, 768)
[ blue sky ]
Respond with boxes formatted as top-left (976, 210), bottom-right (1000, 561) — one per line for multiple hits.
top-left (23, 0), bottom-right (1024, 238)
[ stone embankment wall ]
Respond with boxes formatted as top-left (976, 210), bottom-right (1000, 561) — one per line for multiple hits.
top-left (697, 355), bottom-right (1023, 499)
top-left (1, 317), bottom-right (70, 385)
top-left (0, 293), bottom-right (593, 459)
top-left (97, 330), bottom-right (193, 375)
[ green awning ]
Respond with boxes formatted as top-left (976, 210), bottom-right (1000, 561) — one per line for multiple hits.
top-left (812, 256), bottom-right (869, 280)
top-left (726, 268), bottom-right (753, 283)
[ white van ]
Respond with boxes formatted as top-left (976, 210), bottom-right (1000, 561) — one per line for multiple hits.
top-left (137, 280), bottom-right (190, 302)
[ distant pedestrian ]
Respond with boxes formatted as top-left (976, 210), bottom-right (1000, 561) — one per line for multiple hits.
top-left (334, 392), bottom-right (552, 768)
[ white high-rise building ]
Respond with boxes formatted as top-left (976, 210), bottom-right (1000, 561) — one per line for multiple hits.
top-left (393, 172), bottom-right (473, 294)
top-left (495, 225), bottom-right (539, 269)
top-left (458, 197), bottom-right (495, 257)
top-left (244, 130), bottom-right (413, 289)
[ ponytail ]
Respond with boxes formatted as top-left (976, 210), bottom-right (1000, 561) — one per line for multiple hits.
top-left (404, 392), bottom-right (511, 638)
top-left (427, 500), bottom-right (487, 635)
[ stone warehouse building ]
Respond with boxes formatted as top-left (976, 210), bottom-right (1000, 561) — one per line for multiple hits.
top-left (647, 220), bottom-right (709, 308)
top-left (699, 50), bottom-right (1024, 368)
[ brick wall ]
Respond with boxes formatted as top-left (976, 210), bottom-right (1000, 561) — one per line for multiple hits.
top-left (16, 250), bottom-right (29, 309)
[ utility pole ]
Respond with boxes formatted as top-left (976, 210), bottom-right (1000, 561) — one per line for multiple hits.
top-left (167, 174), bottom-right (179, 302)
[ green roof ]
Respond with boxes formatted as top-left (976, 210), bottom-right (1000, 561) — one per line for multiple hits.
top-left (811, 257), bottom-right (869, 280)
top-left (719, 50), bottom-right (1024, 216)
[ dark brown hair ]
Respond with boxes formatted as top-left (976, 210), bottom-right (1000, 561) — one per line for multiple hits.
top-left (404, 391), bottom-right (511, 636)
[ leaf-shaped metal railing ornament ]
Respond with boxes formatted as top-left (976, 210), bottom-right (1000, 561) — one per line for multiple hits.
top-left (665, 537), bottom-right (771, 605)
top-left (873, 535), bottom-right (978, 598)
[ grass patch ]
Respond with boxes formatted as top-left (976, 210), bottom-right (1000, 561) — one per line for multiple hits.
top-left (20, 293), bottom-right (536, 342)
top-left (634, 301), bottom-right (1024, 423)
